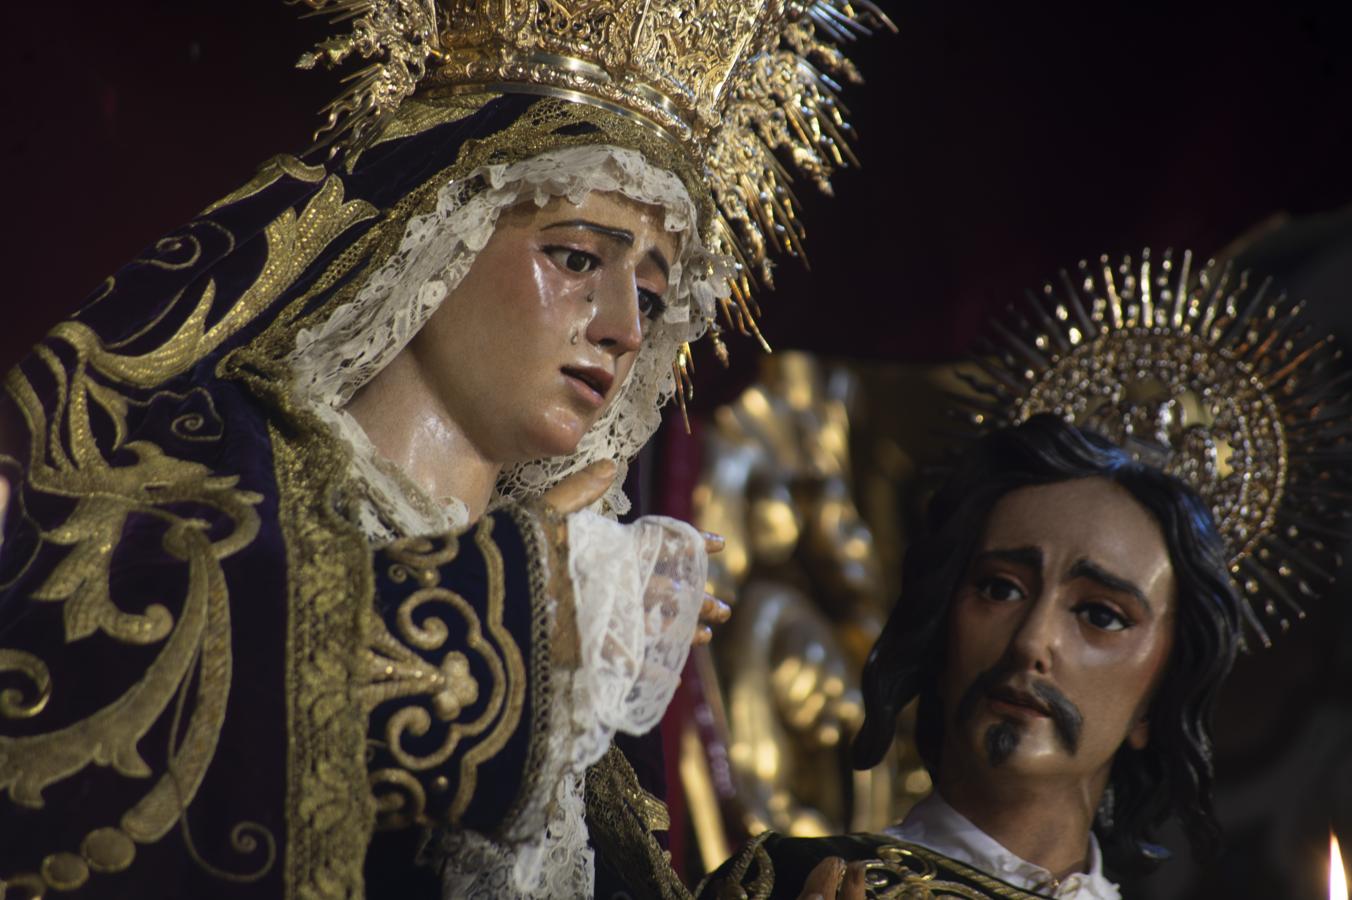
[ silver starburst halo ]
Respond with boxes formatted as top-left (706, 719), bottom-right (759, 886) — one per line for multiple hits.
top-left (954, 248), bottom-right (1352, 649)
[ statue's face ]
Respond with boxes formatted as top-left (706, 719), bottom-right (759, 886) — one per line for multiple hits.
top-left (937, 477), bottom-right (1177, 791)
top-left (410, 190), bottom-right (678, 463)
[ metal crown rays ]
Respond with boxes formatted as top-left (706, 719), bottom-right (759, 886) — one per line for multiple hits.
top-left (293, 0), bottom-right (893, 360)
top-left (954, 249), bottom-right (1352, 649)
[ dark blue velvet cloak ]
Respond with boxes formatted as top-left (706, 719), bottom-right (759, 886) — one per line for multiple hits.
top-left (0, 92), bottom-right (690, 900)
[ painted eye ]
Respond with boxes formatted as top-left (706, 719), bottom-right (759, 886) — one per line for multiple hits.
top-left (1076, 602), bottom-right (1129, 632)
top-left (638, 289), bottom-right (669, 322)
top-left (545, 246), bottom-right (599, 273)
top-left (976, 576), bottom-right (1024, 603)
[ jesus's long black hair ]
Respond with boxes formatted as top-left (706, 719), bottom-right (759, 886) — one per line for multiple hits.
top-left (851, 414), bottom-right (1241, 872)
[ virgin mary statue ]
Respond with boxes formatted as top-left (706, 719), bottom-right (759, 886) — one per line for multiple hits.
top-left (0, 2), bottom-right (888, 898)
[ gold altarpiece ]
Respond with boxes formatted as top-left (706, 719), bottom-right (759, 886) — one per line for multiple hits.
top-left (682, 352), bottom-right (971, 874)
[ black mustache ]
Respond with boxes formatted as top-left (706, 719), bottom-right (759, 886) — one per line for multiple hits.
top-left (956, 666), bottom-right (1084, 755)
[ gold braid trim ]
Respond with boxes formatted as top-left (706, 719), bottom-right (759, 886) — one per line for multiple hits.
top-left (584, 744), bottom-right (691, 900)
top-left (488, 503), bottom-right (557, 834)
top-left (699, 836), bottom-right (1056, 900)
top-left (205, 172), bottom-right (391, 900)
top-left (696, 832), bottom-right (773, 900)
top-left (271, 418), bottom-right (375, 900)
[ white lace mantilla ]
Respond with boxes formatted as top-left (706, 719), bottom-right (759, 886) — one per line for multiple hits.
top-left (282, 145), bottom-right (720, 896)
top-left (288, 144), bottom-right (731, 540)
top-left (439, 512), bottom-right (706, 899)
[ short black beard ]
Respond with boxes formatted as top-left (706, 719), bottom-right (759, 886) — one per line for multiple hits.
top-left (957, 665), bottom-right (1085, 765)
top-left (984, 720), bottom-right (1021, 766)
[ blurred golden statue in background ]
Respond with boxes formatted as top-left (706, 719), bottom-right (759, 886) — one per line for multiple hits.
top-left (684, 353), bottom-right (959, 872)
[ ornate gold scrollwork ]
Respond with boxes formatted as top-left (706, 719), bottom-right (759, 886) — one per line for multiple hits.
top-left (0, 650), bottom-right (51, 720)
top-left (358, 517), bottom-right (528, 826)
top-left (0, 174), bottom-right (376, 891)
top-left (369, 767), bottom-right (429, 829)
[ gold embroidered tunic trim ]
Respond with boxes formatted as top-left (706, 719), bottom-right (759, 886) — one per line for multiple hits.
top-left (699, 833), bottom-right (1055, 900)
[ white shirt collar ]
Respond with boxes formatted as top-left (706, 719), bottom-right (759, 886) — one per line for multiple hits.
top-left (882, 792), bottom-right (1121, 900)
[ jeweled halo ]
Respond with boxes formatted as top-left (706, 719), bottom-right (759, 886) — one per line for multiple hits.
top-left (953, 249), bottom-right (1352, 649)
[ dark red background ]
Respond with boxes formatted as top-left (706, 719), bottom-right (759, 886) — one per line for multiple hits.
top-left (8, 3), bottom-right (1352, 372)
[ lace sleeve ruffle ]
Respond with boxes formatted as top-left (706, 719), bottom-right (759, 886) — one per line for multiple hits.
top-left (439, 511), bottom-right (706, 898)
top-left (565, 511), bottom-right (706, 762)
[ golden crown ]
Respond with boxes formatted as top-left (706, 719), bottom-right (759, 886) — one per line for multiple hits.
top-left (295, 0), bottom-right (892, 356)
top-left (955, 250), bottom-right (1352, 650)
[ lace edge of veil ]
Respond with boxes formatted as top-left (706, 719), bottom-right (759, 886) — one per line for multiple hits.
top-left (285, 144), bottom-right (732, 541)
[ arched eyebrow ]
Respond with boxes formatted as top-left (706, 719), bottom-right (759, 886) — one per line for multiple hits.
top-left (1067, 558), bottom-right (1152, 616)
top-left (542, 219), bottom-right (671, 280)
top-left (973, 546), bottom-right (1043, 570)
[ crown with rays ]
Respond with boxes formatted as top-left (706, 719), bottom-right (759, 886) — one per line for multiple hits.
top-left (293, 0), bottom-right (893, 371)
top-left (952, 248), bottom-right (1352, 649)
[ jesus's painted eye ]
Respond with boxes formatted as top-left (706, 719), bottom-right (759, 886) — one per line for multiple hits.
top-left (1075, 602), bottom-right (1130, 632)
top-left (975, 576), bottom-right (1025, 603)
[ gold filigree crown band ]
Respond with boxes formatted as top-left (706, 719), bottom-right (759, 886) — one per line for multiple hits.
top-left (294, 0), bottom-right (894, 359)
top-left (954, 249), bottom-right (1352, 649)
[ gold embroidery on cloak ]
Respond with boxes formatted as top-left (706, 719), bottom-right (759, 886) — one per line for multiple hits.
top-left (48, 176), bottom-right (377, 391)
top-left (201, 97), bottom-right (704, 899)
top-left (0, 321), bottom-right (266, 892)
top-left (202, 155), bottom-right (329, 216)
top-left (0, 173), bottom-right (375, 896)
top-left (356, 518), bottom-right (529, 827)
top-left (377, 537), bottom-right (509, 774)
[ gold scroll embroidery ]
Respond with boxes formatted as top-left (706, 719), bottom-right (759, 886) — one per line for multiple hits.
top-left (454, 517), bottom-right (527, 820)
top-left (0, 340), bottom-right (268, 893)
top-left (357, 517), bottom-right (529, 828)
top-left (0, 173), bottom-right (375, 897)
top-left (47, 176), bottom-right (375, 391)
top-left (0, 650), bottom-right (51, 719)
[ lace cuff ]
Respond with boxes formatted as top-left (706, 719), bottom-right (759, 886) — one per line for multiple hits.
top-left (565, 511), bottom-right (707, 763)
top-left (440, 512), bottom-right (706, 898)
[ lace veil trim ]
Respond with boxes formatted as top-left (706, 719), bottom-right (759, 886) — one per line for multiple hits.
top-left (286, 144), bottom-right (731, 541)
top-left (281, 143), bottom-right (720, 898)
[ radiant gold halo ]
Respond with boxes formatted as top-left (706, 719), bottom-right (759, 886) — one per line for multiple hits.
top-left (955, 248), bottom-right (1352, 649)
